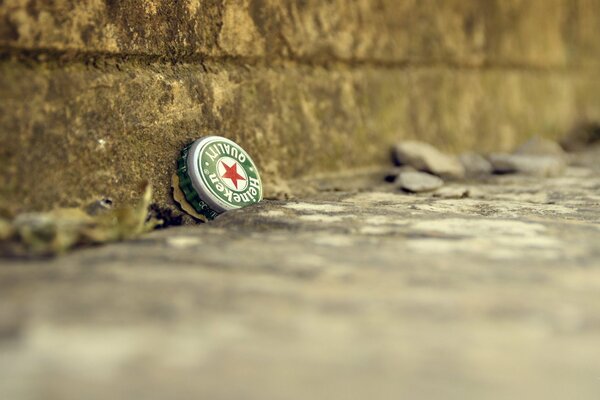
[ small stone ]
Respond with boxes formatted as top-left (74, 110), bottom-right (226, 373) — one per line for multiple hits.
top-left (384, 166), bottom-right (416, 183)
top-left (397, 171), bottom-right (444, 193)
top-left (459, 152), bottom-right (493, 177)
top-left (561, 122), bottom-right (600, 152)
top-left (514, 136), bottom-right (565, 157)
top-left (433, 186), bottom-right (470, 199)
top-left (393, 141), bottom-right (465, 179)
top-left (488, 153), bottom-right (566, 177)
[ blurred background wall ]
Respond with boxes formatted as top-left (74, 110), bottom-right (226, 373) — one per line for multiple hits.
top-left (1, 0), bottom-right (600, 212)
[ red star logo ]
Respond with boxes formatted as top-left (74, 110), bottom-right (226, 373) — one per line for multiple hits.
top-left (221, 161), bottom-right (246, 189)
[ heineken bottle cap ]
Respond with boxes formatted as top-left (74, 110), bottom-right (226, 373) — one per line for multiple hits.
top-left (175, 136), bottom-right (263, 220)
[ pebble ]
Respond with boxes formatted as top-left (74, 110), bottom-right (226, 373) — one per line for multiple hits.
top-left (514, 136), bottom-right (565, 157)
top-left (393, 141), bottom-right (465, 179)
top-left (459, 152), bottom-right (493, 177)
top-left (487, 153), bottom-right (566, 177)
top-left (384, 166), bottom-right (416, 183)
top-left (433, 186), bottom-right (470, 199)
top-left (397, 171), bottom-right (444, 193)
top-left (560, 122), bottom-right (600, 151)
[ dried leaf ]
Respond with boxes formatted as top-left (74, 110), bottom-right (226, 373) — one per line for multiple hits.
top-left (0, 183), bottom-right (160, 257)
top-left (171, 173), bottom-right (208, 222)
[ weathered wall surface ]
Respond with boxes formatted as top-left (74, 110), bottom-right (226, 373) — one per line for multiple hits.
top-left (3, 0), bottom-right (600, 66)
top-left (1, 0), bottom-right (600, 212)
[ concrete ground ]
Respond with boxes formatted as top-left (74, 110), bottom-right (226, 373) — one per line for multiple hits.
top-left (1, 148), bottom-right (599, 400)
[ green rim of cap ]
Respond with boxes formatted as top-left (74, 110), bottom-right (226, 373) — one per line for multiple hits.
top-left (176, 136), bottom-right (263, 220)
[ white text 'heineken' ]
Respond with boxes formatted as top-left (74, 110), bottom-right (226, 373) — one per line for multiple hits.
top-left (176, 136), bottom-right (263, 220)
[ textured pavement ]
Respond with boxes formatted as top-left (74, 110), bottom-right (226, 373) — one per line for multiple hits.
top-left (1, 149), bottom-right (600, 400)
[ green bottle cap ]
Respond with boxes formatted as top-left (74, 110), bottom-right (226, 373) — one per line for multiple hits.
top-left (176, 136), bottom-right (263, 220)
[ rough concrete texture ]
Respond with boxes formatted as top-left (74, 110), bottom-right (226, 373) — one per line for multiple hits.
top-left (2, 0), bottom-right (600, 66)
top-left (2, 0), bottom-right (600, 213)
top-left (1, 146), bottom-right (599, 399)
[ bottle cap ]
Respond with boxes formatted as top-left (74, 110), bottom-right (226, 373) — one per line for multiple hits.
top-left (175, 136), bottom-right (263, 220)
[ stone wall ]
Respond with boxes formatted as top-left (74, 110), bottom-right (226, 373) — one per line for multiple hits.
top-left (1, 0), bottom-right (600, 212)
